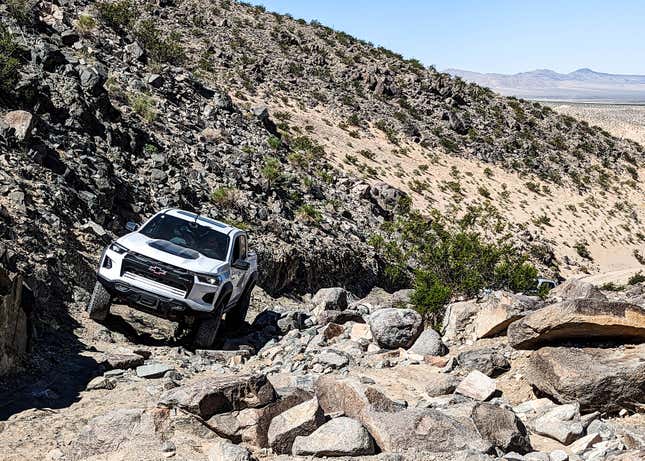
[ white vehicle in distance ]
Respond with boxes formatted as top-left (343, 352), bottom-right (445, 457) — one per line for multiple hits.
top-left (87, 208), bottom-right (258, 348)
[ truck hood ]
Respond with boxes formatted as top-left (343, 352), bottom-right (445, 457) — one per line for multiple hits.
top-left (116, 232), bottom-right (229, 274)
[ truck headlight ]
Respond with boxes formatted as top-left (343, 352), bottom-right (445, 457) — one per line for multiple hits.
top-left (197, 274), bottom-right (221, 286)
top-left (109, 242), bottom-right (128, 254)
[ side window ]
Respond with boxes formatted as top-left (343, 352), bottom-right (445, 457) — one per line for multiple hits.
top-left (232, 235), bottom-right (247, 261)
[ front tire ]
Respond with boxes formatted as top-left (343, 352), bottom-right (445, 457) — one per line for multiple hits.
top-left (87, 281), bottom-right (111, 321)
top-left (193, 292), bottom-right (230, 349)
top-left (225, 281), bottom-right (255, 333)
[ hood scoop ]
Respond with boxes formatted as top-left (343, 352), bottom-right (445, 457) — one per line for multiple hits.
top-left (148, 240), bottom-right (200, 260)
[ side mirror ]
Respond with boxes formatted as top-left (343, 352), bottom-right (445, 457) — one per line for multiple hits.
top-left (125, 221), bottom-right (139, 232)
top-left (232, 259), bottom-right (250, 271)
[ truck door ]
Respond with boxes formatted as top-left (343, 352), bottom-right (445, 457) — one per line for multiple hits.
top-left (229, 234), bottom-right (249, 303)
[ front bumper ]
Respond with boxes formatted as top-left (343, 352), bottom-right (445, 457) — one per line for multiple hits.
top-left (97, 247), bottom-right (220, 314)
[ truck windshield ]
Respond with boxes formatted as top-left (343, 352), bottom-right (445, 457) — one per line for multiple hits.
top-left (139, 214), bottom-right (229, 261)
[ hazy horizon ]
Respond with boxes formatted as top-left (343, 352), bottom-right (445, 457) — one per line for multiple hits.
top-left (249, 0), bottom-right (645, 75)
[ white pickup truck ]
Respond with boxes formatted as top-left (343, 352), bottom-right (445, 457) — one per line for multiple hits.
top-left (88, 208), bottom-right (258, 347)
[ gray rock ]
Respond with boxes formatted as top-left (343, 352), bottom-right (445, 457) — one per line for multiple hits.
top-left (267, 397), bottom-right (325, 454)
top-left (548, 279), bottom-right (607, 301)
top-left (549, 450), bottom-right (568, 461)
top-left (136, 363), bottom-right (174, 379)
top-left (86, 376), bottom-right (116, 390)
top-left (208, 439), bottom-right (252, 461)
top-left (408, 329), bottom-right (447, 356)
top-left (159, 374), bottom-right (277, 419)
top-left (368, 308), bottom-right (423, 349)
top-left (472, 403), bottom-right (532, 453)
top-left (425, 374), bottom-right (461, 397)
top-left (312, 287), bottom-right (349, 312)
top-left (292, 417), bottom-right (375, 457)
top-left (531, 404), bottom-right (584, 445)
top-left (457, 348), bottom-right (511, 377)
top-left (317, 350), bottom-right (350, 369)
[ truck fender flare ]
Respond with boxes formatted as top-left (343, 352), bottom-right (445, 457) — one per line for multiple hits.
top-left (246, 271), bottom-right (259, 289)
top-left (214, 282), bottom-right (234, 310)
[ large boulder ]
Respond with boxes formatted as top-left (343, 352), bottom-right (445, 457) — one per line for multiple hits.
top-left (361, 407), bottom-right (493, 453)
top-left (548, 278), bottom-right (607, 301)
top-left (267, 397), bottom-right (325, 454)
top-left (158, 374), bottom-right (277, 419)
top-left (368, 308), bottom-right (423, 349)
top-left (311, 287), bottom-right (349, 312)
top-left (507, 299), bottom-right (645, 349)
top-left (408, 329), bottom-right (447, 356)
top-left (207, 387), bottom-right (311, 447)
top-left (292, 417), bottom-right (375, 457)
top-left (369, 182), bottom-right (407, 214)
top-left (472, 291), bottom-right (538, 339)
top-left (528, 403), bottom-right (584, 444)
top-left (525, 345), bottom-right (645, 413)
top-left (315, 375), bottom-right (405, 419)
top-left (471, 403), bottom-right (532, 454)
top-left (0, 269), bottom-right (28, 375)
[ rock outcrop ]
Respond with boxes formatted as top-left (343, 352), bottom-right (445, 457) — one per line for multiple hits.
top-left (508, 299), bottom-right (645, 349)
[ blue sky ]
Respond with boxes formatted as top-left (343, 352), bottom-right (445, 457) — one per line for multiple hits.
top-left (247, 0), bottom-right (645, 75)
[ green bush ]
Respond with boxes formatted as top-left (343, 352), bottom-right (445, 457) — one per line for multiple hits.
top-left (0, 26), bottom-right (21, 93)
top-left (96, 0), bottom-right (135, 30)
top-left (135, 19), bottom-right (185, 64)
top-left (261, 157), bottom-right (282, 188)
top-left (410, 271), bottom-right (452, 323)
top-left (574, 241), bottom-right (592, 260)
top-left (210, 187), bottom-right (237, 207)
top-left (7, 0), bottom-right (35, 24)
top-left (128, 93), bottom-right (157, 123)
top-left (76, 15), bottom-right (98, 35)
top-left (374, 211), bottom-right (538, 319)
top-left (297, 204), bottom-right (322, 223)
top-left (628, 271), bottom-right (645, 285)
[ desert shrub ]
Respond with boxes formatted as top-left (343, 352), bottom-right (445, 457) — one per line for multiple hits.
top-left (210, 187), bottom-right (237, 207)
top-left (7, 0), bottom-right (38, 24)
top-left (296, 204), bottom-right (322, 223)
top-left (410, 271), bottom-right (452, 322)
top-left (135, 19), bottom-right (185, 64)
top-left (128, 93), bottom-right (156, 122)
top-left (374, 211), bottom-right (537, 322)
top-left (0, 26), bottom-right (21, 93)
top-left (267, 136), bottom-right (281, 150)
top-left (261, 157), bottom-right (282, 188)
top-left (601, 282), bottom-right (624, 291)
top-left (628, 271), bottom-right (645, 285)
top-left (96, 0), bottom-right (135, 30)
top-left (76, 15), bottom-right (97, 35)
top-left (574, 241), bottom-right (592, 260)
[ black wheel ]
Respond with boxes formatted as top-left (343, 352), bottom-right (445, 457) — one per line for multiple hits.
top-left (193, 293), bottom-right (230, 349)
top-left (87, 281), bottom-right (111, 321)
top-left (225, 281), bottom-right (255, 333)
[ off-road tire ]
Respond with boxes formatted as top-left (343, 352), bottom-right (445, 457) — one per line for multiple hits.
top-left (87, 281), bottom-right (111, 321)
top-left (193, 293), bottom-right (230, 349)
top-left (224, 281), bottom-right (255, 333)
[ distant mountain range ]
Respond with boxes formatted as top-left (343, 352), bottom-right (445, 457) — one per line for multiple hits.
top-left (445, 68), bottom-right (645, 103)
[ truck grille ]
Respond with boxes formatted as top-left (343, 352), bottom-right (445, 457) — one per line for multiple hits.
top-left (121, 252), bottom-right (194, 297)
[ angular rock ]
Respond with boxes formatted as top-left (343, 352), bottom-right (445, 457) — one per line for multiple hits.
top-left (408, 328), bottom-right (447, 356)
top-left (549, 279), bottom-right (607, 301)
top-left (267, 397), bottom-right (325, 454)
top-left (86, 376), bottom-right (116, 391)
top-left (312, 287), bottom-right (349, 311)
top-left (457, 348), bottom-right (511, 377)
top-left (525, 345), bottom-right (645, 413)
top-left (472, 403), bottom-right (532, 454)
top-left (442, 299), bottom-right (480, 344)
top-left (362, 407), bottom-right (493, 453)
top-left (508, 299), bottom-right (645, 349)
top-left (0, 269), bottom-right (27, 375)
top-left (208, 439), bottom-right (252, 461)
top-left (292, 416), bottom-right (375, 457)
top-left (136, 363), bottom-right (173, 379)
top-left (455, 370), bottom-right (496, 401)
top-left (425, 373), bottom-right (461, 397)
top-left (315, 375), bottom-right (405, 420)
top-left (368, 308), bottom-right (423, 349)
top-left (567, 432), bottom-right (601, 454)
top-left (530, 404), bottom-right (584, 445)
top-left (104, 353), bottom-right (145, 370)
top-left (159, 374), bottom-right (277, 419)
top-left (350, 323), bottom-right (372, 342)
top-left (3, 111), bottom-right (34, 141)
top-left (473, 291), bottom-right (538, 339)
